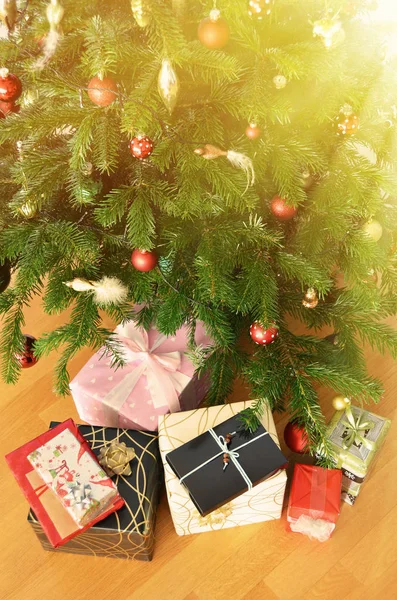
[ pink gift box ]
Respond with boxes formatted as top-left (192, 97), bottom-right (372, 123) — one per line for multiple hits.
top-left (70, 319), bottom-right (211, 431)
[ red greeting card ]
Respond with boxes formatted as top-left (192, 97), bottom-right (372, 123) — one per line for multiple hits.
top-left (5, 419), bottom-right (125, 548)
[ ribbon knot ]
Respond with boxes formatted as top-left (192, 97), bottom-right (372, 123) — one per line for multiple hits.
top-left (101, 322), bottom-right (192, 418)
top-left (179, 428), bottom-right (271, 492)
top-left (342, 405), bottom-right (375, 451)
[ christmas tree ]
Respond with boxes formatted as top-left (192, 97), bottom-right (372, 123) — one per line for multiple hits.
top-left (0, 0), bottom-right (396, 464)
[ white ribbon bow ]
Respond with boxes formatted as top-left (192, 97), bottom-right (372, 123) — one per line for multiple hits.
top-left (101, 322), bottom-right (191, 422)
top-left (289, 514), bottom-right (335, 542)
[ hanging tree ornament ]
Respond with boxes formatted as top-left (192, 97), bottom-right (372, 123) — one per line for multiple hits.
top-left (64, 277), bottom-right (128, 305)
top-left (87, 75), bottom-right (118, 107)
top-left (129, 135), bottom-right (154, 159)
top-left (273, 75), bottom-right (287, 89)
top-left (0, 68), bottom-right (22, 102)
top-left (158, 59), bottom-right (179, 114)
top-left (18, 201), bottom-right (38, 219)
top-left (198, 6), bottom-right (230, 49)
top-left (332, 395), bottom-right (351, 411)
top-left (245, 123), bottom-right (261, 140)
top-left (34, 0), bottom-right (64, 70)
top-left (0, 260), bottom-right (11, 294)
top-left (130, 0), bottom-right (151, 27)
top-left (249, 322), bottom-right (279, 345)
top-left (313, 16), bottom-right (345, 48)
top-left (335, 104), bottom-right (360, 136)
top-left (15, 334), bottom-right (39, 369)
top-left (363, 218), bottom-right (383, 242)
top-left (194, 144), bottom-right (255, 189)
top-left (131, 249), bottom-right (158, 272)
top-left (248, 0), bottom-right (272, 19)
top-left (302, 288), bottom-right (318, 309)
top-left (270, 195), bottom-right (297, 220)
top-left (0, 0), bottom-right (18, 31)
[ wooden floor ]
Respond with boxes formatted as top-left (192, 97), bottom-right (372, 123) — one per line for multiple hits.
top-left (1, 294), bottom-right (396, 600)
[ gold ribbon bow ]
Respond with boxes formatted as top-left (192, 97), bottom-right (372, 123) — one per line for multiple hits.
top-left (98, 442), bottom-right (136, 476)
top-left (342, 406), bottom-right (375, 451)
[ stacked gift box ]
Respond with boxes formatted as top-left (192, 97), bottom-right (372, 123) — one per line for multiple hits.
top-left (5, 315), bottom-right (393, 557)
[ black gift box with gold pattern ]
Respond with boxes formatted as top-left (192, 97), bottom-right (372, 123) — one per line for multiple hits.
top-left (28, 422), bottom-right (161, 561)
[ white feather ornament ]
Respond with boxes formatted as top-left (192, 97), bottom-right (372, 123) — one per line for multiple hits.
top-left (194, 144), bottom-right (255, 191)
top-left (64, 276), bottom-right (128, 305)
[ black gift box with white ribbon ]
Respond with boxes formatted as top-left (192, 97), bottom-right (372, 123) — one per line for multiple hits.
top-left (165, 413), bottom-right (287, 516)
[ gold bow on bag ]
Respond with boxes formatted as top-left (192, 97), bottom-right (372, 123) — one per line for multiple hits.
top-left (98, 442), bottom-right (136, 476)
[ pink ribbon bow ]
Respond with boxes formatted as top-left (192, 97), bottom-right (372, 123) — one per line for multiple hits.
top-left (101, 322), bottom-right (191, 420)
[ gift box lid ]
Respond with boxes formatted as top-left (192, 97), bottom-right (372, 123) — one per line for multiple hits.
top-left (287, 464), bottom-right (342, 524)
top-left (27, 422), bottom-right (161, 538)
top-left (5, 419), bottom-right (125, 548)
top-left (166, 413), bottom-right (287, 516)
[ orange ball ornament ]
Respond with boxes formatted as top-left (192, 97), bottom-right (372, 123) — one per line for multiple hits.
top-left (270, 195), bottom-right (297, 221)
top-left (87, 75), bottom-right (117, 107)
top-left (245, 123), bottom-right (261, 139)
top-left (198, 9), bottom-right (230, 49)
top-left (0, 68), bottom-right (22, 102)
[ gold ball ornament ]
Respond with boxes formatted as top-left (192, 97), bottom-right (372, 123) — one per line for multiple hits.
top-left (301, 170), bottom-right (314, 190)
top-left (332, 395), bottom-right (351, 411)
top-left (273, 75), bottom-right (287, 89)
top-left (363, 219), bottom-right (383, 242)
top-left (198, 9), bottom-right (230, 49)
top-left (18, 202), bottom-right (37, 218)
top-left (302, 288), bottom-right (319, 309)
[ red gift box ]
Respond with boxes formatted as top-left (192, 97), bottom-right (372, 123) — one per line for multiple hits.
top-left (286, 464), bottom-right (342, 541)
top-left (5, 419), bottom-right (125, 548)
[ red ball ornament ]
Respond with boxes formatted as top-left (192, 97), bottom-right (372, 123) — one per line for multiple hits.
top-left (283, 421), bottom-right (309, 453)
top-left (245, 123), bottom-right (261, 139)
top-left (270, 195), bottom-right (298, 221)
top-left (249, 322), bottom-right (279, 345)
top-left (0, 100), bottom-right (20, 117)
top-left (131, 249), bottom-right (158, 272)
top-left (15, 334), bottom-right (38, 369)
top-left (129, 135), bottom-right (154, 159)
top-left (87, 75), bottom-right (117, 107)
top-left (0, 69), bottom-right (22, 103)
top-left (198, 10), bottom-right (230, 49)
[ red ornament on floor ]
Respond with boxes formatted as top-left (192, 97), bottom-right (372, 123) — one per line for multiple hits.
top-left (131, 249), bottom-right (158, 272)
top-left (15, 334), bottom-right (38, 368)
top-left (284, 421), bottom-right (309, 453)
top-left (129, 135), bottom-right (154, 159)
top-left (0, 69), bottom-right (22, 103)
top-left (87, 75), bottom-right (118, 107)
top-left (271, 195), bottom-right (297, 220)
top-left (249, 322), bottom-right (279, 345)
